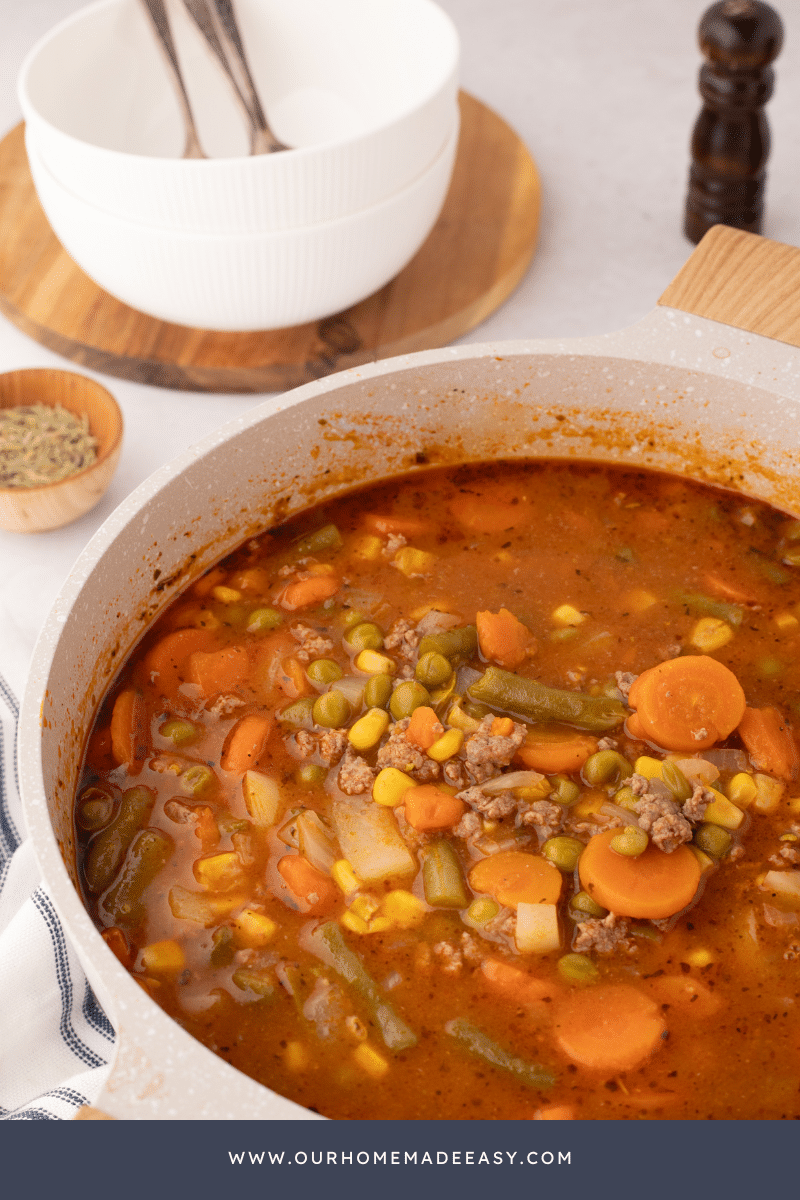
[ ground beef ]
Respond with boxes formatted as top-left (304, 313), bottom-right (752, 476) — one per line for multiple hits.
top-left (453, 811), bottom-right (482, 839)
top-left (457, 785), bottom-right (518, 820)
top-left (208, 694), bottom-right (245, 716)
top-left (290, 622), bottom-right (334, 662)
top-left (383, 619), bottom-right (420, 665)
top-left (294, 729), bottom-right (316, 758)
top-left (337, 746), bottom-right (376, 795)
top-left (573, 913), bottom-right (633, 955)
top-left (384, 533), bottom-right (407, 556)
top-left (682, 783), bottom-right (714, 823)
top-left (631, 774), bottom-right (692, 852)
top-left (318, 729), bottom-right (348, 766)
top-left (519, 799), bottom-right (565, 840)
top-left (463, 715), bottom-right (527, 784)
top-left (376, 718), bottom-right (440, 781)
top-left (614, 671), bottom-right (637, 700)
top-left (432, 941), bottom-right (463, 973)
top-left (442, 758), bottom-right (468, 789)
top-left (596, 736), bottom-right (618, 752)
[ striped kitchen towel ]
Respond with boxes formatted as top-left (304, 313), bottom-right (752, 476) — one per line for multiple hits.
top-left (0, 673), bottom-right (115, 1119)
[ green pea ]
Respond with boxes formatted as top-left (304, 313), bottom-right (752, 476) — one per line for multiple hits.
top-left (181, 764), bottom-right (215, 797)
top-left (363, 672), bottom-right (393, 709)
top-left (610, 825), bottom-right (649, 857)
top-left (344, 622), bottom-right (384, 652)
top-left (342, 609), bottom-right (365, 628)
top-left (415, 650), bottom-right (452, 688)
top-left (313, 690), bottom-right (351, 728)
top-left (389, 680), bottom-right (431, 720)
top-left (296, 763), bottom-right (327, 787)
top-left (661, 760), bottom-right (692, 802)
top-left (247, 607), bottom-right (283, 633)
top-left (160, 718), bottom-right (198, 747)
top-left (557, 953), bottom-right (599, 985)
top-left (614, 785), bottom-right (639, 813)
top-left (76, 787), bottom-right (114, 832)
top-left (279, 697), bottom-right (316, 727)
top-left (569, 890), bottom-right (607, 919)
top-left (694, 822), bottom-right (732, 858)
top-left (467, 897), bottom-right (500, 925)
top-left (542, 836), bottom-right (584, 872)
top-left (582, 750), bottom-right (633, 787)
top-left (306, 658), bottom-right (344, 687)
top-left (549, 775), bottom-right (581, 807)
top-left (293, 524), bottom-right (342, 557)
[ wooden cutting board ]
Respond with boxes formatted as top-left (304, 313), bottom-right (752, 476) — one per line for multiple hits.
top-left (0, 92), bottom-right (540, 393)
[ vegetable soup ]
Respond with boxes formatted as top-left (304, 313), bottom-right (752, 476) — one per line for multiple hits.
top-left (75, 460), bottom-right (800, 1119)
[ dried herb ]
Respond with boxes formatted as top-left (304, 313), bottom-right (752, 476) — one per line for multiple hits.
top-left (0, 403), bottom-right (98, 488)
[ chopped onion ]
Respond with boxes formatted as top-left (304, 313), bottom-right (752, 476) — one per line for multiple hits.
top-left (417, 609), bottom-right (461, 635)
top-left (482, 770), bottom-right (545, 793)
top-left (761, 869), bottom-right (800, 901)
top-left (670, 757), bottom-right (720, 784)
top-left (700, 749), bottom-right (749, 773)
top-left (601, 801), bottom-right (640, 827)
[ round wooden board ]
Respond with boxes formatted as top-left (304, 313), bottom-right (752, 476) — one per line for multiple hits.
top-left (0, 93), bottom-right (540, 393)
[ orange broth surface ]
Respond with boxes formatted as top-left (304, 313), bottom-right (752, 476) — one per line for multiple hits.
top-left (76, 460), bottom-right (800, 1120)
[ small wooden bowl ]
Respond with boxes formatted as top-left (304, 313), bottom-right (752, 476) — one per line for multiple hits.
top-left (0, 368), bottom-right (123, 533)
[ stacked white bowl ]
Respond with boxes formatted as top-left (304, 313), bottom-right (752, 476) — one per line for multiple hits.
top-left (18, 0), bottom-right (460, 331)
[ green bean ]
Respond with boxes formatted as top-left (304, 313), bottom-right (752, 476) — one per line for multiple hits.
top-left (673, 590), bottom-right (744, 628)
top-left (569, 890), bottom-right (607, 919)
top-left (308, 923), bottom-right (418, 1051)
top-left (694, 822), bottom-right (732, 858)
top-left (582, 750), bottom-right (632, 787)
top-left (422, 841), bottom-right (470, 908)
top-left (83, 785), bottom-right (155, 893)
top-left (468, 666), bottom-right (627, 732)
top-left (389, 680), bottom-right (431, 720)
top-left (160, 718), bottom-right (198, 747)
top-left (549, 776), bottom-right (581, 807)
top-left (313, 690), bottom-right (351, 728)
top-left (306, 658), bottom-right (344, 686)
top-left (557, 953), bottom-right (599, 985)
top-left (415, 650), bottom-right (452, 688)
top-left (76, 787), bottom-right (114, 832)
top-left (344, 622), bottom-right (384, 652)
top-left (661, 760), bottom-right (692, 802)
top-left (210, 926), bottom-right (235, 968)
top-left (542, 836), bottom-right (584, 872)
top-left (445, 1019), bottom-right (555, 1091)
top-left (363, 672), bottom-right (393, 709)
top-left (418, 625), bottom-right (478, 664)
top-left (232, 967), bottom-right (276, 998)
top-left (610, 825), bottom-right (649, 857)
top-left (101, 828), bottom-right (173, 924)
top-left (181, 764), bottom-right (216, 797)
top-left (247, 607), bottom-right (283, 633)
top-left (293, 524), bottom-right (343, 557)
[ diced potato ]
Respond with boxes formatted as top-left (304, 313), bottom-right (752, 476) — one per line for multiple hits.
top-left (760, 870), bottom-right (800, 902)
top-left (393, 547), bottom-right (436, 577)
top-left (168, 885), bottom-right (217, 926)
top-left (242, 770), bottom-right (282, 827)
top-left (515, 902), bottom-right (561, 954)
top-left (332, 802), bottom-right (416, 882)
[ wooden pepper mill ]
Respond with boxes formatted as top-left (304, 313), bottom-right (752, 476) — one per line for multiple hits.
top-left (684, 0), bottom-right (783, 243)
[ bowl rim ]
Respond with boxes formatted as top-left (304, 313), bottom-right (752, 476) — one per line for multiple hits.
top-left (18, 0), bottom-right (460, 168)
top-left (0, 367), bottom-right (123, 499)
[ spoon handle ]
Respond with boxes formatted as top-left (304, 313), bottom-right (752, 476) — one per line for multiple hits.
top-left (137, 0), bottom-right (206, 158)
top-left (181, 0), bottom-right (257, 149)
top-left (210, 0), bottom-right (288, 153)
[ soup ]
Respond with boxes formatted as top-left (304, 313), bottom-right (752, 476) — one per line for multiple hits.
top-left (75, 459), bottom-right (800, 1119)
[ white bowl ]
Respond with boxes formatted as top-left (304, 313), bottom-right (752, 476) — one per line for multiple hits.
top-left (26, 117), bottom-right (458, 331)
top-left (18, 0), bottom-right (459, 234)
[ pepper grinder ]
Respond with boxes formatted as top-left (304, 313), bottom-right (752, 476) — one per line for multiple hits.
top-left (684, 0), bottom-right (783, 244)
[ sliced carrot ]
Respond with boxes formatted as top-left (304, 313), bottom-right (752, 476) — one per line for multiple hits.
top-left (702, 572), bottom-right (759, 605)
top-left (515, 727), bottom-right (599, 774)
top-left (624, 711), bottom-right (649, 741)
top-left (476, 608), bottom-right (536, 669)
top-left (480, 957), bottom-right (560, 1006)
top-left (645, 973), bottom-right (722, 1018)
top-left (277, 855), bottom-right (339, 916)
top-left (406, 705), bottom-right (444, 750)
top-left (248, 629), bottom-right (305, 702)
top-left (738, 705), bottom-right (799, 781)
top-left (403, 785), bottom-right (466, 831)
top-left (191, 567), bottom-right (226, 598)
top-left (109, 688), bottom-right (148, 773)
top-left (278, 575), bottom-right (339, 610)
top-left (490, 716), bottom-right (516, 738)
top-left (449, 493), bottom-right (531, 534)
top-left (362, 513), bottom-right (432, 538)
top-left (469, 849), bottom-right (562, 908)
top-left (552, 983), bottom-right (667, 1072)
top-left (101, 926), bottom-right (133, 969)
top-left (144, 627), bottom-right (218, 698)
top-left (627, 655), bottom-right (746, 752)
top-left (220, 713), bottom-right (274, 774)
top-left (187, 645), bottom-right (250, 698)
top-left (578, 828), bottom-right (701, 919)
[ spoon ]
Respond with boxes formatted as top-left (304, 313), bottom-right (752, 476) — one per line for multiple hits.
top-left (207, 0), bottom-right (288, 153)
top-left (138, 0), bottom-right (206, 158)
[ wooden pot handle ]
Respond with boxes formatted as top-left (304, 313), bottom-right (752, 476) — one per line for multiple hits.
top-left (658, 224), bottom-right (800, 349)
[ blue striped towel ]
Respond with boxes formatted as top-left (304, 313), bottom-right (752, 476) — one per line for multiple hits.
top-left (0, 674), bottom-right (115, 1119)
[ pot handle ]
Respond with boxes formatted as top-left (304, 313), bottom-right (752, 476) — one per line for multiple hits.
top-left (658, 224), bottom-right (800, 349)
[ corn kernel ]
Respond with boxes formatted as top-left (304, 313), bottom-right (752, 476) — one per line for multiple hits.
top-left (686, 948), bottom-right (714, 968)
top-left (353, 1042), bottom-right (390, 1078)
top-left (331, 859), bottom-right (361, 896)
top-left (341, 910), bottom-right (370, 935)
top-left (379, 889), bottom-right (427, 928)
top-left (140, 939), bottom-right (185, 975)
top-left (752, 773), bottom-right (785, 813)
top-left (689, 845), bottom-right (716, 872)
top-left (634, 756), bottom-right (664, 780)
top-left (373, 766), bottom-right (416, 807)
top-left (726, 772), bottom-right (758, 809)
top-left (704, 793), bottom-right (745, 830)
top-left (491, 716), bottom-right (515, 737)
top-left (352, 535), bottom-right (383, 560)
top-left (427, 727), bottom-right (465, 762)
top-left (393, 547), bottom-right (436, 577)
top-left (367, 916), bottom-right (392, 934)
top-left (308, 563), bottom-right (335, 576)
top-left (552, 604), bottom-right (586, 627)
top-left (193, 851), bottom-right (243, 892)
top-left (284, 1041), bottom-right (310, 1071)
top-left (622, 588), bottom-right (658, 614)
top-left (354, 649), bottom-right (396, 675)
top-left (211, 585), bottom-right (243, 604)
top-left (350, 894), bottom-right (380, 922)
top-left (689, 617), bottom-right (734, 652)
top-left (515, 780), bottom-right (553, 801)
top-left (572, 790), bottom-right (606, 817)
top-left (230, 908), bottom-right (277, 949)
top-left (775, 611), bottom-right (800, 632)
top-left (348, 707), bottom-right (391, 751)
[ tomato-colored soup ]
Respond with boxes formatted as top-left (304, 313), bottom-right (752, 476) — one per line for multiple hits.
top-left (76, 460), bottom-right (800, 1119)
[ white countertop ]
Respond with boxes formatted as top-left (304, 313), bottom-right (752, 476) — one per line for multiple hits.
top-left (1, 0), bottom-right (800, 694)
